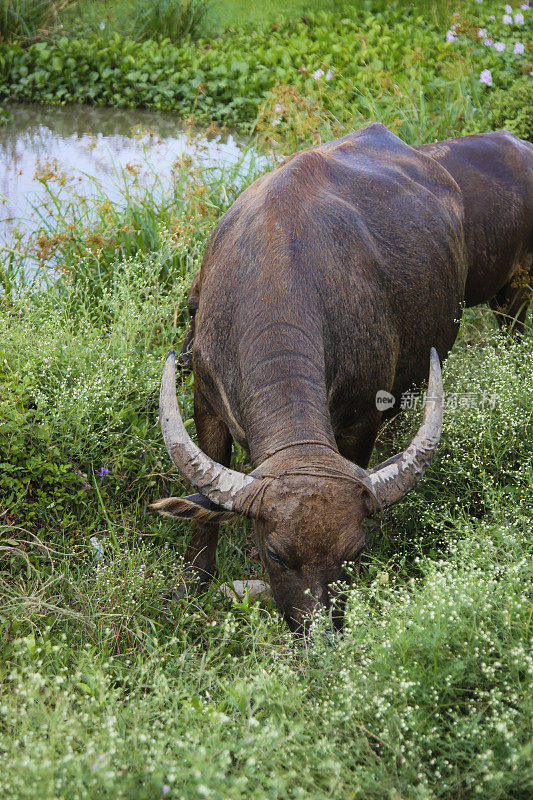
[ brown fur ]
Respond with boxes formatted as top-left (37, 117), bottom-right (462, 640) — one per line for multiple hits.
top-left (416, 131), bottom-right (533, 333)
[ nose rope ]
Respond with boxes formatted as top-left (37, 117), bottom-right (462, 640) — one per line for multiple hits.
top-left (240, 463), bottom-right (370, 518)
top-left (261, 439), bottom-right (339, 460)
top-left (240, 476), bottom-right (274, 517)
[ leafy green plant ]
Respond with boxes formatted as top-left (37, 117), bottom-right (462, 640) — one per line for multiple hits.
top-left (0, 2), bottom-right (528, 135)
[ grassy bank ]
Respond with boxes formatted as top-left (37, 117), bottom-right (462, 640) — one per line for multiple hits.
top-left (1, 1), bottom-right (532, 798)
top-left (1, 145), bottom-right (532, 799)
top-left (0, 2), bottom-right (531, 139)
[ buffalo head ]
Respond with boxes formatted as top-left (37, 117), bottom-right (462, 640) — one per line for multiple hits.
top-left (152, 349), bottom-right (443, 633)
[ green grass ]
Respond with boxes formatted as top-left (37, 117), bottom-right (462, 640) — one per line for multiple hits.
top-left (0, 1), bottom-right (532, 797)
top-left (58, 0), bottom-right (457, 39)
top-left (1, 138), bottom-right (532, 799)
top-left (60, 0), bottom-right (212, 41)
top-left (0, 0), bottom-right (75, 42)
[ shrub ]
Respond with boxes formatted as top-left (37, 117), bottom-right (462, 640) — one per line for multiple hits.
top-left (377, 320), bottom-right (533, 562)
top-left (0, 0), bottom-right (73, 43)
top-left (131, 0), bottom-right (211, 42)
top-left (0, 365), bottom-right (88, 527)
top-left (487, 75), bottom-right (533, 141)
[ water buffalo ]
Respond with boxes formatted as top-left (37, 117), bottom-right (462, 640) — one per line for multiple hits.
top-left (416, 130), bottom-right (532, 332)
top-left (150, 122), bottom-right (525, 633)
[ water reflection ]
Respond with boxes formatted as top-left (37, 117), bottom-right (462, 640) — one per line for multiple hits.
top-left (0, 103), bottom-right (263, 247)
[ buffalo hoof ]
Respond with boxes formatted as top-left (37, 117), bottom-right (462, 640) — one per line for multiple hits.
top-left (218, 579), bottom-right (271, 602)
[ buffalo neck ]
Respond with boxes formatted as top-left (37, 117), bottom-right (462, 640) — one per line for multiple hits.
top-left (236, 316), bottom-right (337, 468)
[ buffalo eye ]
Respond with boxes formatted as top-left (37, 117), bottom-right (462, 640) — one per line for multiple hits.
top-left (266, 548), bottom-right (283, 565)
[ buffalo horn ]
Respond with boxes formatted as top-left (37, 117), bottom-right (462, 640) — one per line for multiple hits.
top-left (364, 347), bottom-right (443, 512)
top-left (159, 351), bottom-right (259, 512)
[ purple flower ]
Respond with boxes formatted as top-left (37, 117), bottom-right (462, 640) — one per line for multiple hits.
top-left (325, 69), bottom-right (333, 81)
top-left (514, 11), bottom-right (525, 22)
top-left (479, 69), bottom-right (493, 86)
top-left (503, 13), bottom-right (513, 23)
top-left (494, 41), bottom-right (506, 51)
top-left (446, 29), bottom-right (457, 42)
top-left (312, 68), bottom-right (325, 80)
top-left (505, 3), bottom-right (513, 12)
top-left (514, 41), bottom-right (525, 53)
top-left (98, 467), bottom-right (111, 478)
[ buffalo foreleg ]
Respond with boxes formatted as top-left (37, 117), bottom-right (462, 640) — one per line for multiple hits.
top-left (489, 264), bottom-right (532, 335)
top-left (180, 392), bottom-right (232, 593)
top-left (334, 411), bottom-right (381, 469)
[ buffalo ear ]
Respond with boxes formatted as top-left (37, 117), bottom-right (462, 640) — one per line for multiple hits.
top-left (150, 493), bottom-right (236, 523)
top-left (360, 484), bottom-right (382, 517)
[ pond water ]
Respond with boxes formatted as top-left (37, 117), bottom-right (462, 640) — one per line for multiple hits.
top-left (0, 103), bottom-right (264, 258)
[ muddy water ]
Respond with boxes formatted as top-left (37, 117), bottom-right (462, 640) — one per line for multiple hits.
top-left (0, 103), bottom-right (264, 254)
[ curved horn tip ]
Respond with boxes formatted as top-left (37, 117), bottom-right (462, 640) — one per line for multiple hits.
top-left (164, 350), bottom-right (176, 369)
top-left (427, 347), bottom-right (444, 408)
top-left (429, 347), bottom-right (441, 375)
